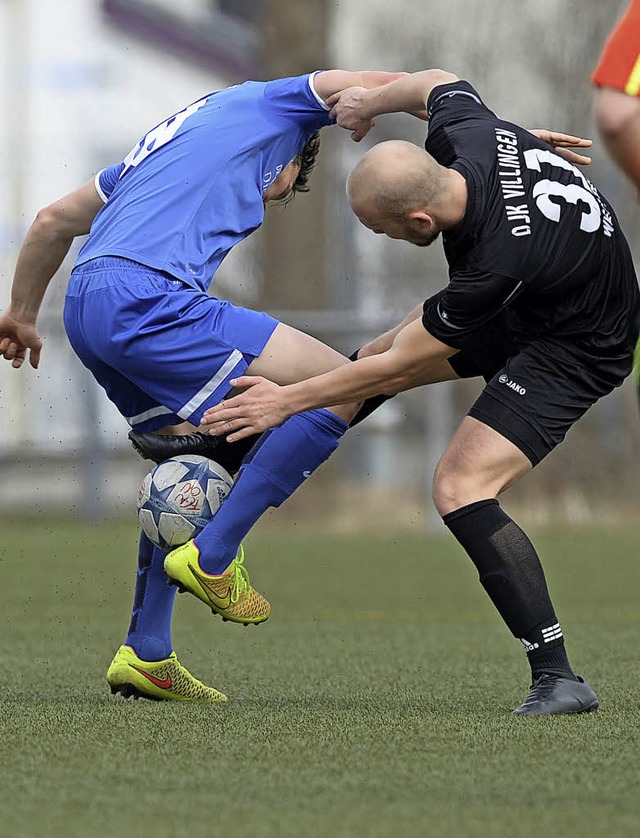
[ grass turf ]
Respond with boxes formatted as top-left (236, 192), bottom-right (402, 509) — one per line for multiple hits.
top-left (1, 518), bottom-right (639, 837)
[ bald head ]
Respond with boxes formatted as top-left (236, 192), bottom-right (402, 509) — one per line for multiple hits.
top-left (347, 140), bottom-right (448, 219)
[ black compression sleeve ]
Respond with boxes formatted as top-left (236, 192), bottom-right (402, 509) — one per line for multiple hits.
top-left (349, 394), bottom-right (394, 427)
top-left (443, 499), bottom-right (558, 638)
top-left (347, 347), bottom-right (395, 427)
top-left (443, 499), bottom-right (574, 677)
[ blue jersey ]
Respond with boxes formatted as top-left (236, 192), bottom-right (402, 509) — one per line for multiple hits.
top-left (76, 72), bottom-right (332, 292)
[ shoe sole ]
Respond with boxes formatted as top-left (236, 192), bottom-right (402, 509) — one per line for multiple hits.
top-left (167, 577), bottom-right (268, 626)
top-left (110, 682), bottom-right (165, 702)
top-left (568, 699), bottom-right (600, 714)
top-left (512, 699), bottom-right (599, 716)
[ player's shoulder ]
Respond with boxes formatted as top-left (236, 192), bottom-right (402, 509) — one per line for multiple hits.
top-left (426, 80), bottom-right (502, 161)
top-left (427, 80), bottom-right (496, 123)
top-left (262, 72), bottom-right (322, 103)
top-left (198, 73), bottom-right (328, 122)
top-left (260, 72), bottom-right (332, 128)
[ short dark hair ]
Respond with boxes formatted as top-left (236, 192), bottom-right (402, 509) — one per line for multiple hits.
top-left (292, 132), bottom-right (321, 195)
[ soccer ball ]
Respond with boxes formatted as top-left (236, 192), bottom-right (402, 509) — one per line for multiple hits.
top-left (137, 455), bottom-right (234, 552)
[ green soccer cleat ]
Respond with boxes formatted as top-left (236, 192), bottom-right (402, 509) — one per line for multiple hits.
top-left (164, 541), bottom-right (270, 625)
top-left (107, 645), bottom-right (228, 702)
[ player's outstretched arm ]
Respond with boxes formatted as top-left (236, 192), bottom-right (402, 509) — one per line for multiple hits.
top-left (0, 179), bottom-right (104, 369)
top-left (312, 70), bottom-right (411, 141)
top-left (326, 72), bottom-right (596, 156)
top-left (326, 69), bottom-right (458, 141)
top-left (201, 319), bottom-right (457, 442)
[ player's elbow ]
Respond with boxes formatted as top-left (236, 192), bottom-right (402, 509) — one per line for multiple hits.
top-left (407, 69), bottom-right (458, 110)
top-left (424, 69), bottom-right (458, 85)
top-left (32, 204), bottom-right (76, 239)
top-left (416, 69), bottom-right (458, 93)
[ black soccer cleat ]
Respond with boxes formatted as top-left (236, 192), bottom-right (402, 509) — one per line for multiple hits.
top-left (129, 429), bottom-right (224, 464)
top-left (128, 429), bottom-right (258, 475)
top-left (511, 673), bottom-right (599, 716)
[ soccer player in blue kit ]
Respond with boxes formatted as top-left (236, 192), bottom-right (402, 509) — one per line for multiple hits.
top-left (0, 69), bottom-right (413, 701)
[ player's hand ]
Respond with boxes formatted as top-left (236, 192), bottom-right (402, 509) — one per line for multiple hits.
top-left (327, 86), bottom-right (377, 142)
top-left (201, 376), bottom-right (293, 442)
top-left (529, 129), bottom-right (592, 165)
top-left (0, 310), bottom-right (42, 369)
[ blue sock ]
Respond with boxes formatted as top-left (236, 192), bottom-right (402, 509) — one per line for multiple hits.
top-left (194, 408), bottom-right (348, 574)
top-left (125, 532), bottom-right (176, 661)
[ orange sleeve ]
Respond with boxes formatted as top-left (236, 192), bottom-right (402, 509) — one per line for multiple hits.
top-left (592, 0), bottom-right (640, 95)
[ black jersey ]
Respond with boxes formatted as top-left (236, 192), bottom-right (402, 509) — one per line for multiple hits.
top-left (421, 81), bottom-right (640, 353)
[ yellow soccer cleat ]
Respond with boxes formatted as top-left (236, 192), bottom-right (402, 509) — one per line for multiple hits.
top-left (164, 541), bottom-right (270, 625)
top-left (106, 645), bottom-right (228, 702)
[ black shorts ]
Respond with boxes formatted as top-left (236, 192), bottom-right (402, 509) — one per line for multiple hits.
top-left (449, 314), bottom-right (636, 466)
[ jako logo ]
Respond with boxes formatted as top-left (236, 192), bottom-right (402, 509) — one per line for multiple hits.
top-left (498, 374), bottom-right (526, 395)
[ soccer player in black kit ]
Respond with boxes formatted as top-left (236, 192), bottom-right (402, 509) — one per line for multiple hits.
top-left (201, 70), bottom-right (640, 716)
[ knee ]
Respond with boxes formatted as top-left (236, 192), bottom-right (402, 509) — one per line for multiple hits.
top-left (432, 452), bottom-right (508, 517)
top-left (329, 400), bottom-right (363, 424)
top-left (432, 458), bottom-right (477, 518)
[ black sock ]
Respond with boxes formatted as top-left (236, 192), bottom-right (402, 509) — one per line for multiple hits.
top-left (443, 499), bottom-right (575, 680)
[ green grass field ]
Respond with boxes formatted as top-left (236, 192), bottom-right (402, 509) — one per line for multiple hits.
top-left (1, 517), bottom-right (639, 837)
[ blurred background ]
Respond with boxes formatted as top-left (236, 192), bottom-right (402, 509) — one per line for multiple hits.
top-left (0, 0), bottom-right (637, 530)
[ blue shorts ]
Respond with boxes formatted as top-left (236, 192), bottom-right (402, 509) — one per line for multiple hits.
top-left (64, 257), bottom-right (278, 431)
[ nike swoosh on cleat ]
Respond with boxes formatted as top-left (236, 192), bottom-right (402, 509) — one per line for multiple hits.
top-left (188, 563), bottom-right (232, 609)
top-left (130, 665), bottom-right (172, 690)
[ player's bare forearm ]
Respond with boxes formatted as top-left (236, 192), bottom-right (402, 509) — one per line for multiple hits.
top-left (202, 320), bottom-right (457, 441)
top-left (1, 178), bottom-right (104, 369)
top-left (204, 357), bottom-right (409, 442)
top-left (10, 224), bottom-right (74, 321)
top-left (351, 71), bottom-right (430, 120)
top-left (284, 324), bottom-right (454, 409)
top-left (0, 224), bottom-right (73, 369)
top-left (360, 72), bottom-right (427, 119)
top-left (356, 69), bottom-right (457, 119)
top-left (327, 354), bottom-right (445, 403)
top-left (315, 70), bottom-right (407, 103)
top-left (9, 178), bottom-right (103, 320)
top-left (313, 71), bottom-right (414, 140)
top-left (289, 354), bottom-right (412, 412)
top-left (326, 69), bottom-right (456, 140)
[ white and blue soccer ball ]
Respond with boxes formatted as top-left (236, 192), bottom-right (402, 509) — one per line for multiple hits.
top-left (137, 455), bottom-right (234, 552)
